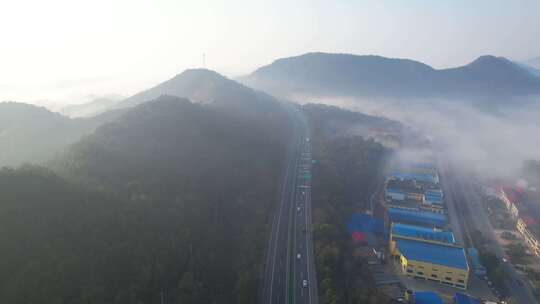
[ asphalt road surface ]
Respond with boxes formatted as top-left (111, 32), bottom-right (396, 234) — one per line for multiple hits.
top-left (439, 159), bottom-right (538, 304)
top-left (261, 104), bottom-right (318, 304)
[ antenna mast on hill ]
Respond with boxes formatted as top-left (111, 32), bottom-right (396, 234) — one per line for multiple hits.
top-left (203, 53), bottom-right (206, 69)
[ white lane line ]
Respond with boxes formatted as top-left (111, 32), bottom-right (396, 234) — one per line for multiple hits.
top-left (268, 149), bottom-right (294, 304)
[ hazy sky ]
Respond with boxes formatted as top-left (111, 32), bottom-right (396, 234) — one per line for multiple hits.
top-left (1, 0), bottom-right (539, 106)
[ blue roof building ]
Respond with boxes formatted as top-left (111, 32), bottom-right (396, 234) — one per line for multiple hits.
top-left (425, 189), bottom-right (444, 205)
top-left (414, 291), bottom-right (444, 304)
top-left (394, 238), bottom-right (470, 289)
top-left (392, 223), bottom-right (455, 244)
top-left (396, 238), bottom-right (469, 270)
top-left (388, 207), bottom-right (447, 227)
top-left (390, 170), bottom-right (439, 185)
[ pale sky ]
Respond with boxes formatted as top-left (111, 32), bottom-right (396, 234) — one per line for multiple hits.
top-left (1, 0), bottom-right (539, 107)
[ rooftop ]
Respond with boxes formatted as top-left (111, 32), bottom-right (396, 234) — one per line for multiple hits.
top-left (387, 199), bottom-right (421, 210)
top-left (396, 238), bottom-right (468, 270)
top-left (424, 190), bottom-right (443, 205)
top-left (392, 223), bottom-right (455, 244)
top-left (387, 179), bottom-right (424, 193)
top-left (388, 207), bottom-right (447, 227)
top-left (390, 170), bottom-right (439, 185)
top-left (413, 291), bottom-right (444, 304)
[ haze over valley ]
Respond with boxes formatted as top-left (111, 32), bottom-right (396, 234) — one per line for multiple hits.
top-left (2, 1), bottom-right (540, 304)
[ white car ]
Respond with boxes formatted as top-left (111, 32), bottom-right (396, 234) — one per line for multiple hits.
top-left (302, 279), bottom-right (308, 288)
top-left (297, 253), bottom-right (301, 259)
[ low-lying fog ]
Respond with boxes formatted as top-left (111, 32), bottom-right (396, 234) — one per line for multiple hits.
top-left (295, 94), bottom-right (540, 181)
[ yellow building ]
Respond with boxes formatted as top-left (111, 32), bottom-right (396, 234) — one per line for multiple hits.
top-left (389, 223), bottom-right (469, 289)
top-left (517, 217), bottom-right (540, 257)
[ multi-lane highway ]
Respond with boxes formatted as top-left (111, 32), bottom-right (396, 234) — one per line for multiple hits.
top-left (261, 104), bottom-right (318, 304)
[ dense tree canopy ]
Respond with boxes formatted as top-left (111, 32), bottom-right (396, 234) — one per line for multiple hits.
top-left (304, 104), bottom-right (392, 304)
top-left (1, 95), bottom-right (290, 304)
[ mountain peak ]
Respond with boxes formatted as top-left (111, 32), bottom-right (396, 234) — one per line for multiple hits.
top-left (468, 55), bottom-right (512, 67)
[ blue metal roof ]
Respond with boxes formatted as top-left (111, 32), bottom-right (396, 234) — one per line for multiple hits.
top-left (390, 170), bottom-right (438, 184)
top-left (396, 238), bottom-right (468, 270)
top-left (454, 293), bottom-right (481, 304)
top-left (392, 223), bottom-right (455, 244)
top-left (388, 207), bottom-right (447, 227)
top-left (424, 191), bottom-right (443, 205)
top-left (414, 291), bottom-right (443, 304)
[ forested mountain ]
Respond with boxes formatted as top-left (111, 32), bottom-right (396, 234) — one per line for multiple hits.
top-left (115, 69), bottom-right (281, 116)
top-left (301, 103), bottom-right (403, 147)
top-left (0, 93), bottom-right (292, 303)
top-left (241, 52), bottom-right (540, 103)
top-left (0, 102), bottom-right (122, 167)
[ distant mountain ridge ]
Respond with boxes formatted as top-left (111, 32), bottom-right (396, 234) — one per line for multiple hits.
top-left (525, 56), bottom-right (540, 69)
top-left (0, 102), bottom-right (121, 167)
top-left (61, 96), bottom-right (123, 118)
top-left (241, 52), bottom-right (540, 103)
top-left (519, 57), bottom-right (540, 77)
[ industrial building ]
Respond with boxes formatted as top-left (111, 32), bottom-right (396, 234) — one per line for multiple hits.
top-left (382, 158), bottom-right (470, 291)
top-left (393, 238), bottom-right (469, 289)
top-left (384, 172), bottom-right (445, 214)
top-left (388, 207), bottom-right (447, 228)
top-left (390, 223), bottom-right (455, 250)
top-left (386, 179), bottom-right (425, 203)
top-left (424, 189), bottom-right (443, 206)
top-left (389, 162), bottom-right (440, 186)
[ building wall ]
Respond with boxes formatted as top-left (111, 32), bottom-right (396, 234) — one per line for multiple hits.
top-left (516, 218), bottom-right (540, 257)
top-left (406, 192), bottom-right (424, 203)
top-left (399, 255), bottom-right (469, 289)
top-left (510, 203), bottom-right (519, 219)
top-left (420, 204), bottom-right (445, 214)
top-left (386, 190), bottom-right (406, 201)
top-left (499, 192), bottom-right (512, 211)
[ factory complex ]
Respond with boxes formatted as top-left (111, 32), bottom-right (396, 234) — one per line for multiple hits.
top-left (384, 158), bottom-right (470, 289)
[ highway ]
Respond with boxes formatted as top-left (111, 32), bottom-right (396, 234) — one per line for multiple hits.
top-left (261, 103), bottom-right (318, 304)
top-left (439, 159), bottom-right (538, 304)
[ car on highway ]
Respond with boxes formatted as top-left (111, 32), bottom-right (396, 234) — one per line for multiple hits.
top-left (297, 253), bottom-right (301, 259)
top-left (302, 279), bottom-right (308, 288)
top-left (297, 206), bottom-right (301, 212)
